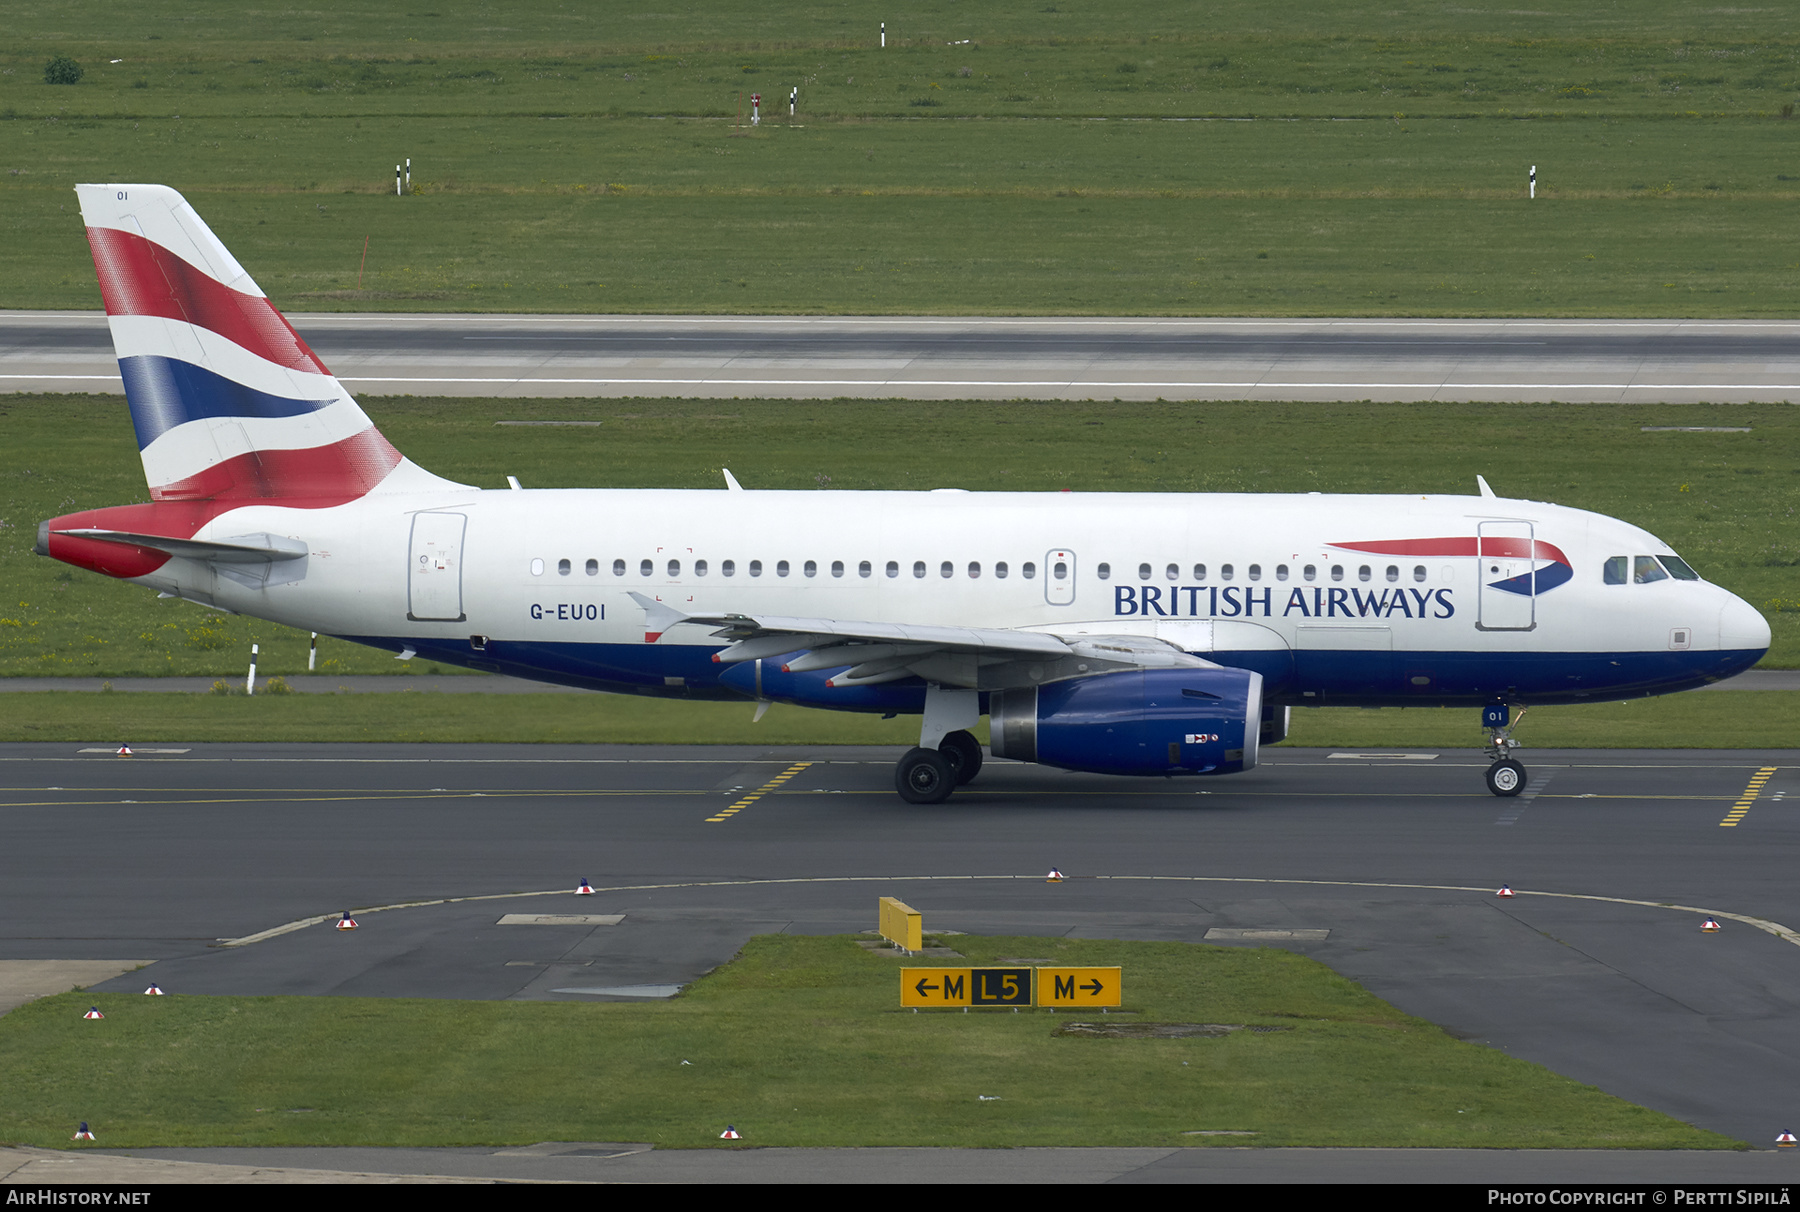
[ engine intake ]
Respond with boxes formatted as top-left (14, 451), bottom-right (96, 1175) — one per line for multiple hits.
top-left (989, 667), bottom-right (1264, 776)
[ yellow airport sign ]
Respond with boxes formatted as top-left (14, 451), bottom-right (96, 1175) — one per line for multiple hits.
top-left (1036, 967), bottom-right (1122, 1008)
top-left (879, 896), bottom-right (923, 952)
top-left (901, 967), bottom-right (1033, 1008)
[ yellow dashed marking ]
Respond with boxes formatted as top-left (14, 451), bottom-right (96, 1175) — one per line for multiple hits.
top-left (706, 762), bottom-right (813, 822)
top-left (1719, 767), bottom-right (1778, 827)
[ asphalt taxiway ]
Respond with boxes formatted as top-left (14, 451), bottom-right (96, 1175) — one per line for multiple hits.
top-left (4, 739), bottom-right (1800, 1177)
top-left (7, 311), bottom-right (1800, 402)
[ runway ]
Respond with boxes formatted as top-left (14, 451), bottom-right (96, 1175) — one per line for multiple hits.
top-left (4, 739), bottom-right (1799, 1176)
top-left (6, 311), bottom-right (1800, 402)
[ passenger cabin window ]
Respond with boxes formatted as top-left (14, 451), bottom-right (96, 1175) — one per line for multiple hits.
top-left (1097, 562), bottom-right (1111, 580)
top-left (830, 560), bottom-right (843, 578)
top-left (1413, 565), bottom-right (1426, 582)
top-left (778, 560), bottom-right (791, 577)
top-left (750, 559), bottom-right (763, 577)
top-left (1193, 563), bottom-right (1206, 580)
top-left (1604, 556), bottom-right (1627, 585)
top-left (886, 560), bottom-right (899, 578)
top-left (1053, 560), bottom-right (1067, 579)
top-left (585, 558), bottom-right (599, 576)
top-left (1358, 565), bottom-right (1371, 582)
top-left (558, 558), bottom-right (571, 576)
top-left (723, 559), bottom-right (736, 577)
top-left (1330, 565), bottom-right (1344, 582)
top-left (996, 561), bottom-right (1008, 579)
top-left (1221, 564), bottom-right (1234, 581)
top-left (858, 561), bottom-right (871, 578)
top-left (531, 558), bottom-right (544, 576)
top-left (1276, 565), bottom-right (1289, 581)
top-left (667, 559), bottom-right (680, 577)
top-left (803, 560), bottom-right (817, 577)
top-left (640, 559), bottom-right (653, 577)
top-left (968, 562), bottom-right (981, 578)
top-left (612, 558), bottom-right (626, 576)
top-left (1303, 565), bottom-right (1316, 582)
top-left (1023, 562), bottom-right (1037, 579)
top-left (695, 559), bottom-right (708, 577)
top-left (1166, 563), bottom-right (1179, 581)
top-left (941, 561), bottom-right (954, 579)
top-left (1634, 555), bottom-right (1668, 584)
top-left (1138, 563), bottom-right (1152, 581)
top-left (1248, 564), bottom-right (1262, 582)
top-left (1385, 565), bottom-right (1398, 582)
top-left (914, 561), bottom-right (926, 579)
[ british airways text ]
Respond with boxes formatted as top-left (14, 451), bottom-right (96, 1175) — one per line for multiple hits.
top-left (1114, 585), bottom-right (1455, 619)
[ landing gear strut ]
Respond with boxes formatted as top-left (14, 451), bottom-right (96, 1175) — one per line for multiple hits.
top-left (1482, 701), bottom-right (1528, 798)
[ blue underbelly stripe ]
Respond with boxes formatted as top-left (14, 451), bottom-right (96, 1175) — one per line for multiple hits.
top-left (331, 636), bottom-right (1766, 709)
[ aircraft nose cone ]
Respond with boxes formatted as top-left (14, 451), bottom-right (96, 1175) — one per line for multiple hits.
top-left (1718, 592), bottom-right (1771, 655)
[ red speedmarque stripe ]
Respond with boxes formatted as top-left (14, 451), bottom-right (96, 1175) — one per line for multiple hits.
top-left (150, 427), bottom-right (403, 502)
top-left (85, 226), bottom-right (332, 375)
top-left (1329, 536), bottom-right (1572, 567)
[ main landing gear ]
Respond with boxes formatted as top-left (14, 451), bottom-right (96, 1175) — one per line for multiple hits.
top-left (896, 687), bottom-right (984, 804)
top-left (1482, 701), bottom-right (1529, 798)
top-left (895, 729), bottom-right (983, 805)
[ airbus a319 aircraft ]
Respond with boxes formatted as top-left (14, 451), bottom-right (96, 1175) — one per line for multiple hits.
top-left (35, 185), bottom-right (1772, 802)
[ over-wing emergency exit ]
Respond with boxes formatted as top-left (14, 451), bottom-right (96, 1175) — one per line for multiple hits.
top-left (37, 185), bottom-right (1772, 802)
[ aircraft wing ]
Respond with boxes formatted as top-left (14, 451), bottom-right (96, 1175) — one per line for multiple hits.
top-left (627, 592), bottom-right (1214, 690)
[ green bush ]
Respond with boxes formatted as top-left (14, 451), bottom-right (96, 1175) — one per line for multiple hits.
top-left (43, 56), bottom-right (83, 85)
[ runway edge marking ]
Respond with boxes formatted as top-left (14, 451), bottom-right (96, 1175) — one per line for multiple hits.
top-left (216, 874), bottom-right (1800, 951)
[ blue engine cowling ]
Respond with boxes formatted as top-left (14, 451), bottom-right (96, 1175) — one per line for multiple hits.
top-left (988, 667), bottom-right (1264, 776)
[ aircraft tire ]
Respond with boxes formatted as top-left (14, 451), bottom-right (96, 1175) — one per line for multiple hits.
top-left (896, 746), bottom-right (957, 804)
top-left (938, 730), bottom-right (984, 785)
top-left (1485, 759), bottom-right (1527, 797)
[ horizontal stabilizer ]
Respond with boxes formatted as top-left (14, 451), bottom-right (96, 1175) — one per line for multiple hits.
top-left (53, 528), bottom-right (308, 564)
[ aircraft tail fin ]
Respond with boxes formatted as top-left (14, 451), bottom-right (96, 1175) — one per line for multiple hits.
top-left (76, 183), bottom-right (457, 504)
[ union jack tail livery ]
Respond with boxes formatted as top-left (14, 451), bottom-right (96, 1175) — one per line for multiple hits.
top-left (76, 184), bottom-right (448, 504)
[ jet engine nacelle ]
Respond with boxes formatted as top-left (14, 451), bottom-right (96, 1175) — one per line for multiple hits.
top-left (989, 668), bottom-right (1264, 776)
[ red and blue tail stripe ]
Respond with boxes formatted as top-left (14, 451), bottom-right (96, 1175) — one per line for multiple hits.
top-left (86, 225), bottom-right (330, 373)
top-left (76, 184), bottom-right (450, 505)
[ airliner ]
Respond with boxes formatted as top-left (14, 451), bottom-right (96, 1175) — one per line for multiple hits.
top-left (33, 185), bottom-right (1772, 803)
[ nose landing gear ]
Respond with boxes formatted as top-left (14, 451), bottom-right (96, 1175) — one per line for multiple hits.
top-left (1482, 701), bottom-right (1529, 797)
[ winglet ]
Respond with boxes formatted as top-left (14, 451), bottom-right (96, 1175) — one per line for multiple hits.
top-left (627, 591), bottom-right (690, 644)
top-left (1476, 475), bottom-right (1496, 499)
top-left (722, 468), bottom-right (744, 492)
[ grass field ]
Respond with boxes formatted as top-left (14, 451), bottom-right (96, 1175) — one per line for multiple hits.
top-left (0, 688), bottom-right (1792, 750)
top-left (4, 393), bottom-right (1796, 681)
top-left (0, 934), bottom-right (1739, 1150)
top-left (2, 1), bottom-right (1798, 314)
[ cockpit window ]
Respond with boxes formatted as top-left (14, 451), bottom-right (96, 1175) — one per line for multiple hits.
top-left (1603, 556), bottom-right (1627, 585)
top-left (1658, 555), bottom-right (1700, 581)
top-left (1633, 555), bottom-right (1668, 584)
